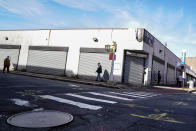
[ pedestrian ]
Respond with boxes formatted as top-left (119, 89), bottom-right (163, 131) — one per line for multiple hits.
top-left (178, 75), bottom-right (182, 87)
top-left (3, 56), bottom-right (10, 73)
top-left (157, 71), bottom-right (161, 85)
top-left (96, 63), bottom-right (102, 81)
top-left (176, 76), bottom-right (179, 87)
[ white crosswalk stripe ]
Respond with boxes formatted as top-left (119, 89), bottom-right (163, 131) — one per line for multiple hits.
top-left (125, 92), bottom-right (159, 97)
top-left (40, 95), bottom-right (102, 110)
top-left (108, 92), bottom-right (149, 98)
top-left (87, 92), bottom-right (134, 101)
top-left (66, 93), bottom-right (117, 104)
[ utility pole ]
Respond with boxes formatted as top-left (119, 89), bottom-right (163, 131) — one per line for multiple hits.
top-left (105, 41), bottom-right (117, 82)
top-left (181, 49), bottom-right (186, 89)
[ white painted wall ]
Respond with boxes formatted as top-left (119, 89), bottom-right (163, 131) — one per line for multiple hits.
top-left (0, 28), bottom-right (143, 82)
top-left (0, 28), bottom-right (195, 83)
top-left (0, 30), bottom-right (50, 70)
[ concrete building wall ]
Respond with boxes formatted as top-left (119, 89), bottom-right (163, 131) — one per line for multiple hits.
top-left (186, 57), bottom-right (196, 73)
top-left (0, 30), bottom-right (50, 69)
top-left (0, 28), bottom-right (143, 82)
top-left (0, 28), bottom-right (195, 84)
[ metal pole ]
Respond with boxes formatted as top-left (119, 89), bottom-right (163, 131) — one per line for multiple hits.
top-left (109, 48), bottom-right (115, 81)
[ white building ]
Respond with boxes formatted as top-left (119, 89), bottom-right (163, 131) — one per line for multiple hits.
top-left (0, 28), bottom-right (195, 86)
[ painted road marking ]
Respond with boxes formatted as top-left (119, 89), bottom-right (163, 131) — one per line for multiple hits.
top-left (109, 92), bottom-right (148, 98)
top-left (69, 84), bottom-right (80, 87)
top-left (125, 92), bottom-right (159, 97)
top-left (130, 113), bottom-right (184, 124)
top-left (66, 93), bottom-right (117, 104)
top-left (40, 95), bottom-right (102, 110)
top-left (88, 92), bottom-right (133, 101)
top-left (11, 99), bottom-right (32, 107)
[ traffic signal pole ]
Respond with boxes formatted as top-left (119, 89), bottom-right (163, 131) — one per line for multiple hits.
top-left (109, 48), bottom-right (115, 81)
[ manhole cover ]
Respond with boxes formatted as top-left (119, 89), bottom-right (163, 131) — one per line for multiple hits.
top-left (7, 110), bottom-right (73, 128)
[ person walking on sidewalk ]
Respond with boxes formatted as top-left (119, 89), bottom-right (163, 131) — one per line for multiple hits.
top-left (96, 63), bottom-right (102, 81)
top-left (3, 56), bottom-right (10, 73)
top-left (157, 71), bottom-right (161, 85)
top-left (178, 75), bottom-right (182, 87)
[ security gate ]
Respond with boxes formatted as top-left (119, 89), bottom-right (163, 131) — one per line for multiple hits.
top-left (0, 44), bottom-right (21, 70)
top-left (123, 52), bottom-right (146, 85)
top-left (27, 46), bottom-right (68, 75)
top-left (78, 48), bottom-right (111, 81)
top-left (176, 69), bottom-right (182, 78)
top-left (151, 57), bottom-right (165, 85)
top-left (167, 64), bottom-right (176, 85)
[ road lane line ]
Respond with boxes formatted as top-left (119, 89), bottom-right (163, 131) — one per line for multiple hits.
top-left (109, 92), bottom-right (148, 98)
top-left (66, 93), bottom-right (117, 104)
top-left (40, 95), bottom-right (102, 110)
top-left (87, 92), bottom-right (133, 101)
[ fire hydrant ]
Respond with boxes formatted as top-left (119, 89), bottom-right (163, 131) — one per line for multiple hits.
top-left (187, 80), bottom-right (194, 93)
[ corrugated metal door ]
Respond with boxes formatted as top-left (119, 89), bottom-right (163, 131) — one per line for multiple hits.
top-left (123, 55), bottom-right (144, 85)
top-left (0, 45), bottom-right (20, 70)
top-left (27, 46), bottom-right (68, 75)
top-left (78, 52), bottom-right (111, 81)
top-left (151, 60), bottom-right (165, 85)
top-left (167, 66), bottom-right (175, 85)
top-left (176, 69), bottom-right (181, 77)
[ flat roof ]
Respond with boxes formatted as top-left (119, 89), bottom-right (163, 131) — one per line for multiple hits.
top-left (0, 28), bottom-right (129, 31)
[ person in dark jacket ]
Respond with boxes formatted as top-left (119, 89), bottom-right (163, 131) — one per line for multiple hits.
top-left (96, 63), bottom-right (102, 81)
top-left (157, 71), bottom-right (161, 85)
top-left (3, 56), bottom-right (10, 73)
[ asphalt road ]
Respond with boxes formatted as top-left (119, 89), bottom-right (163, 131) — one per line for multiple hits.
top-left (0, 73), bottom-right (196, 131)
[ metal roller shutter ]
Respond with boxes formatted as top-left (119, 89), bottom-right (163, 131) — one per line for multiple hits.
top-left (151, 60), bottom-right (165, 85)
top-left (27, 46), bottom-right (68, 75)
top-left (0, 45), bottom-right (20, 70)
top-left (176, 69), bottom-right (182, 78)
top-left (123, 56), bottom-right (144, 85)
top-left (78, 52), bottom-right (111, 81)
top-left (167, 66), bottom-right (175, 85)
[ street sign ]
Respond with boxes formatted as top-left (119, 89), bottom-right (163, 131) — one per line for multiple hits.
top-left (181, 49), bottom-right (186, 64)
top-left (109, 53), bottom-right (116, 60)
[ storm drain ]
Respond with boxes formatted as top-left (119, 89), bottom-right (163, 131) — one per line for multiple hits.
top-left (7, 110), bottom-right (73, 128)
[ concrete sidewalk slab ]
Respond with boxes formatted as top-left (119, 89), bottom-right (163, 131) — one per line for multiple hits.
top-left (10, 71), bottom-right (121, 89)
top-left (153, 85), bottom-right (196, 93)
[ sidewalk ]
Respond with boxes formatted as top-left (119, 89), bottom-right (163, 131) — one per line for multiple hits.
top-left (9, 71), bottom-right (196, 94)
top-left (153, 85), bottom-right (196, 93)
top-left (10, 71), bottom-right (121, 89)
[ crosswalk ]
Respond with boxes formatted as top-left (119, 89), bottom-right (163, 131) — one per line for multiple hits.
top-left (11, 91), bottom-right (161, 111)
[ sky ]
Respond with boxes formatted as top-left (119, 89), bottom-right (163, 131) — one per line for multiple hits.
top-left (0, 0), bottom-right (196, 57)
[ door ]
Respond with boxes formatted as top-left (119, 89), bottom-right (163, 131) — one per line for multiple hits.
top-left (26, 46), bottom-right (68, 75)
top-left (0, 44), bottom-right (21, 70)
top-left (123, 55), bottom-right (145, 85)
top-left (78, 48), bottom-right (111, 81)
top-left (151, 59), bottom-right (165, 85)
top-left (167, 65), bottom-right (175, 85)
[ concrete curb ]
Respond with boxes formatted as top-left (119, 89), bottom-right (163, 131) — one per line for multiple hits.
top-left (10, 71), bottom-right (121, 89)
top-left (8, 71), bottom-right (195, 94)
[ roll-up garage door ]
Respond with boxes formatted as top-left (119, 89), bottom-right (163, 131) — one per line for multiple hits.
top-left (123, 52), bottom-right (146, 85)
top-left (27, 46), bottom-right (68, 75)
top-left (176, 69), bottom-right (181, 78)
top-left (167, 64), bottom-right (175, 85)
top-left (0, 44), bottom-right (21, 70)
top-left (151, 57), bottom-right (165, 85)
top-left (78, 48), bottom-right (111, 81)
